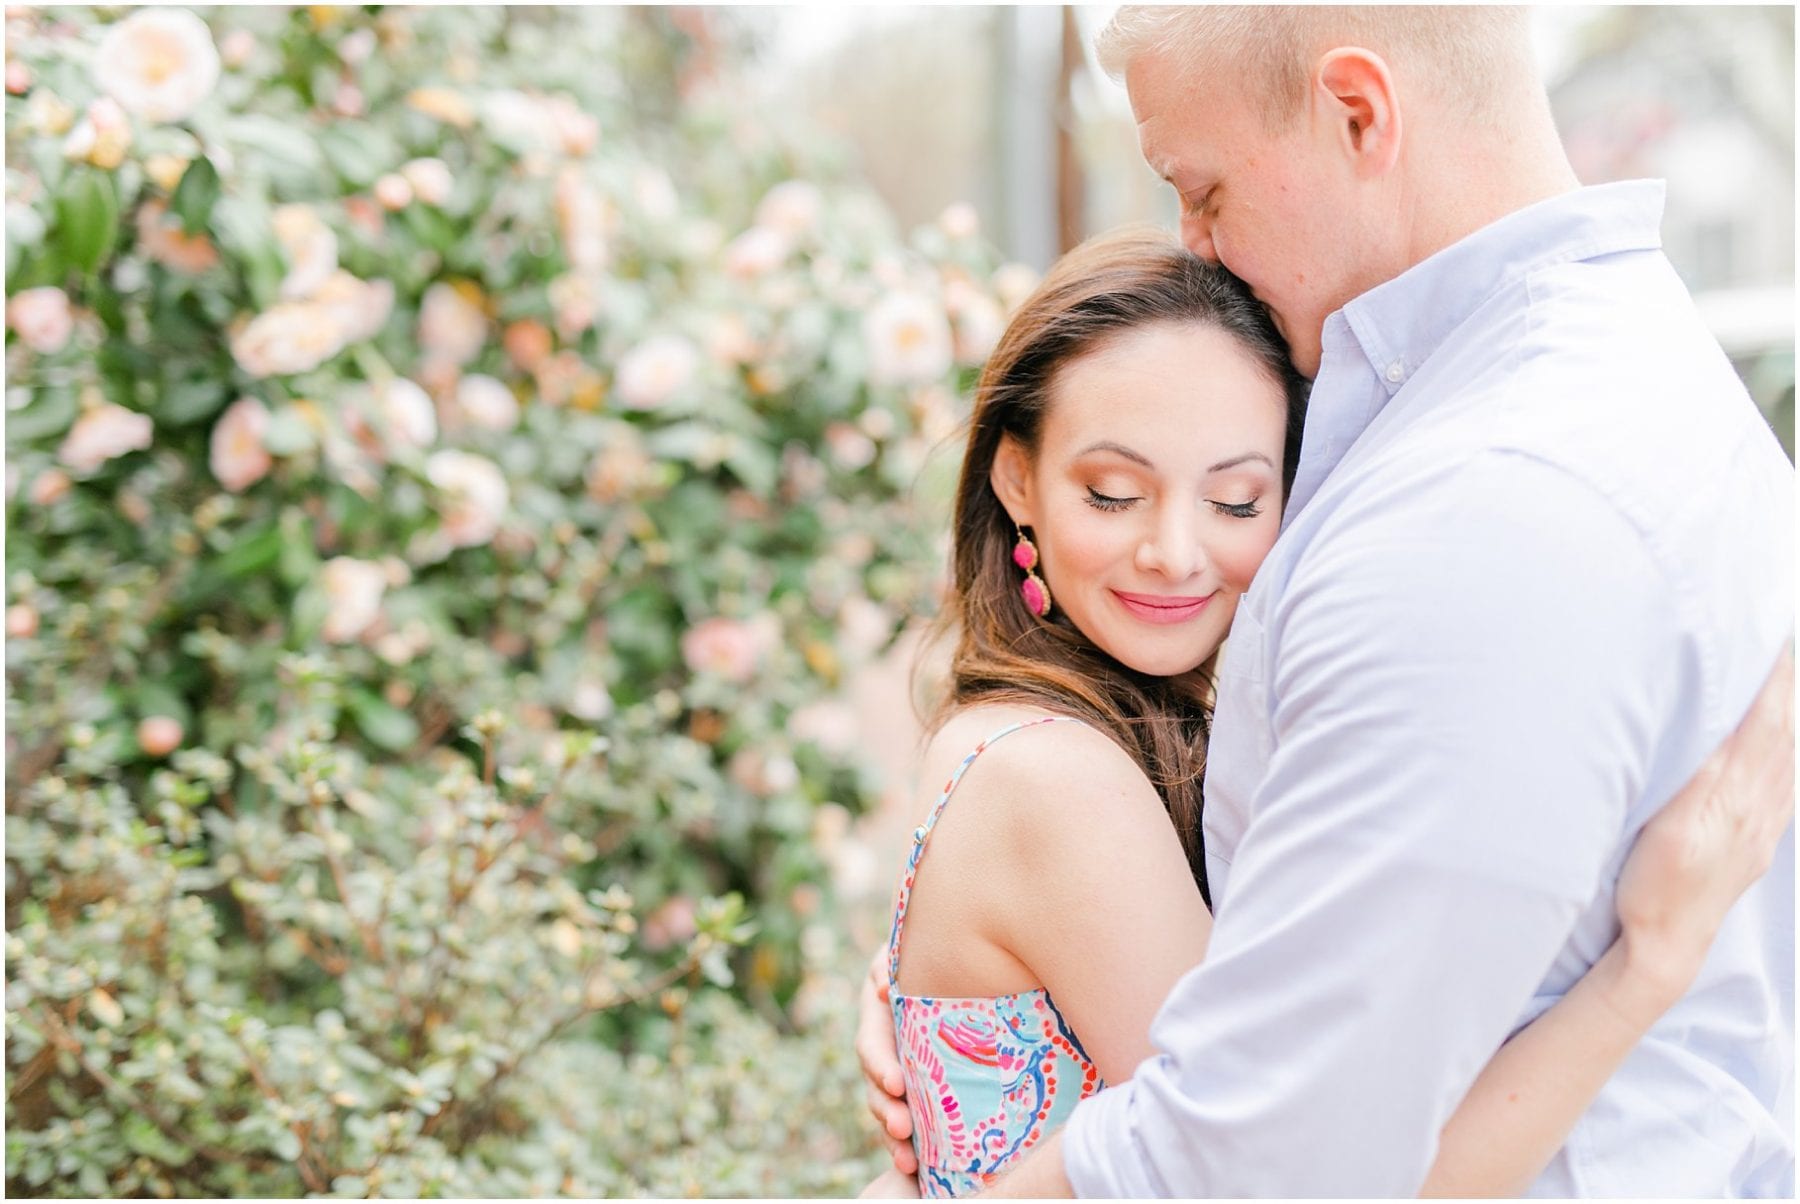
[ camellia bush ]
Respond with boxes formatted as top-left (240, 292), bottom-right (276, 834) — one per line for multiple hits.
top-left (4, 6), bottom-right (1033, 1196)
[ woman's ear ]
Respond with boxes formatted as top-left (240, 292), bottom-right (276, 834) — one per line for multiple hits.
top-left (989, 435), bottom-right (1035, 526)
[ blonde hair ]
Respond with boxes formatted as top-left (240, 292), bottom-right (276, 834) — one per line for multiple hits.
top-left (1095, 5), bottom-right (1536, 129)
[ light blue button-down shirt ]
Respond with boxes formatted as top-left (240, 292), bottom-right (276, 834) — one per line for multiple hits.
top-left (1061, 181), bottom-right (1794, 1197)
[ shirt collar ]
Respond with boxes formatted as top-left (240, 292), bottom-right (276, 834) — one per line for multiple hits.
top-left (1338, 179), bottom-right (1667, 396)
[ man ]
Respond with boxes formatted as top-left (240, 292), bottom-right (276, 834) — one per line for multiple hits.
top-left (858, 6), bottom-right (1795, 1196)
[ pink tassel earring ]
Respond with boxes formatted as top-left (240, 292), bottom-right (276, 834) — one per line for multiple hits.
top-left (1013, 526), bottom-right (1052, 618)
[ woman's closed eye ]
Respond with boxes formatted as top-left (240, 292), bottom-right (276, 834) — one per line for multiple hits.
top-left (1211, 498), bottom-right (1262, 519)
top-left (1084, 486), bottom-right (1140, 513)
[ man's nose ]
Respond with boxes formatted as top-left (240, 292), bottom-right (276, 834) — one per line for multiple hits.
top-left (1179, 209), bottom-right (1217, 264)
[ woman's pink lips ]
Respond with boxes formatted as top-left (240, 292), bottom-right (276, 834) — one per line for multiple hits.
top-left (1111, 589), bottom-right (1214, 624)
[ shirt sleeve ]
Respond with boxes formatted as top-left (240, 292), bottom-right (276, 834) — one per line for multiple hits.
top-left (1061, 449), bottom-right (1687, 1197)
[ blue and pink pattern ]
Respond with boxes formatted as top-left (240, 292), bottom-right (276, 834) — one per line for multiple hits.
top-left (885, 717), bottom-right (1105, 1198)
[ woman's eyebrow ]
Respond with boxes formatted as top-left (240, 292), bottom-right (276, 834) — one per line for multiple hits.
top-left (1075, 440), bottom-right (1155, 468)
top-left (1209, 452), bottom-right (1275, 473)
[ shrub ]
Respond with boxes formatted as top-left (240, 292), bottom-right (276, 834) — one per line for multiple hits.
top-left (6, 6), bottom-right (1022, 1195)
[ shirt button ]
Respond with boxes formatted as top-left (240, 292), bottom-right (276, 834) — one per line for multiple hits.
top-left (1385, 361), bottom-right (1405, 383)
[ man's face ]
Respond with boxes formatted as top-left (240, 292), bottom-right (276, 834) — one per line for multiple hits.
top-left (1127, 49), bottom-right (1361, 379)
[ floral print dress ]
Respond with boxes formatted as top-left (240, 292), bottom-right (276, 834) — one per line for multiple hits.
top-left (885, 717), bottom-right (1106, 1198)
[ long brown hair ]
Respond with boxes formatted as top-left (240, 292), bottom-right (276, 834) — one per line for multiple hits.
top-left (927, 227), bottom-right (1307, 904)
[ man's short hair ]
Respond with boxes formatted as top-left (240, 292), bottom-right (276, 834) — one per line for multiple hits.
top-left (1096, 5), bottom-right (1535, 130)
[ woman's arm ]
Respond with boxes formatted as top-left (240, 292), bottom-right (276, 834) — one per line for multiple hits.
top-left (1423, 647), bottom-right (1793, 1197)
top-left (978, 722), bottom-right (1214, 1085)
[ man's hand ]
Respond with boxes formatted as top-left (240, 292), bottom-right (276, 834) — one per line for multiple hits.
top-left (1615, 642), bottom-right (1795, 1007)
top-left (856, 943), bottom-right (917, 1174)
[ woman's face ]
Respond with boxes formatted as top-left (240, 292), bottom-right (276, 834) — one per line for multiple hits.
top-left (992, 321), bottom-right (1287, 678)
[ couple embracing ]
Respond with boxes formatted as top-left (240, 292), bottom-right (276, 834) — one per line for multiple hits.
top-left (853, 7), bottom-right (1794, 1198)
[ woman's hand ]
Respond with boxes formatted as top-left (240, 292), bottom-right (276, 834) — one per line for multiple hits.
top-left (855, 943), bottom-right (917, 1175)
top-left (1612, 644), bottom-right (1793, 1017)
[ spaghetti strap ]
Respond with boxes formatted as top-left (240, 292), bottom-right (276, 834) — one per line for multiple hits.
top-left (884, 715), bottom-right (1088, 988)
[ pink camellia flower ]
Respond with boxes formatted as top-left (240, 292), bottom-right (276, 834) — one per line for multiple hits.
top-left (554, 166), bottom-right (607, 274)
top-left (372, 172), bottom-right (412, 211)
top-left (136, 715), bottom-right (183, 758)
top-left (722, 225), bottom-right (789, 280)
top-left (824, 421), bottom-right (877, 471)
top-left (359, 377), bottom-right (437, 453)
top-left (455, 374), bottom-right (518, 431)
top-left (992, 262), bottom-right (1041, 314)
top-left (642, 894), bottom-right (697, 953)
top-left (312, 271), bottom-right (393, 344)
top-left (754, 180), bottom-right (823, 238)
top-left (218, 28), bottom-right (255, 70)
top-left (614, 334), bottom-right (697, 411)
top-left (135, 198), bottom-right (221, 274)
top-left (400, 157), bottom-right (452, 207)
top-left (58, 404), bottom-right (153, 474)
top-left (546, 273), bottom-right (598, 339)
top-left (6, 59), bottom-right (32, 95)
top-left (231, 302), bottom-right (345, 378)
top-left (862, 291), bottom-right (953, 387)
top-left (425, 450), bottom-right (508, 548)
top-left (272, 204), bottom-right (338, 300)
top-left (938, 201), bottom-right (980, 240)
top-left (28, 468), bottom-right (72, 506)
top-left (7, 286), bottom-right (73, 354)
top-left (680, 614), bottom-right (777, 684)
top-left (62, 97), bottom-right (132, 170)
top-left (209, 396), bottom-right (272, 492)
top-left (546, 94), bottom-right (599, 158)
top-left (418, 282), bottom-right (486, 366)
top-left (94, 8), bottom-right (220, 124)
top-left (6, 603), bottom-right (39, 639)
top-left (321, 556), bottom-right (386, 642)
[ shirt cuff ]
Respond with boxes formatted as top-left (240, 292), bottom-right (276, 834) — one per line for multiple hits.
top-left (1062, 1080), bottom-right (1169, 1198)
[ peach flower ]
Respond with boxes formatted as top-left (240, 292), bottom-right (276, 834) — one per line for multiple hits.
top-left (862, 291), bottom-right (953, 387)
top-left (373, 172), bottom-right (412, 211)
top-left (28, 468), bottom-right (72, 506)
top-left (754, 180), bottom-right (822, 238)
top-left (400, 157), bottom-right (452, 207)
top-left (425, 450), bottom-right (508, 548)
top-left (135, 198), bottom-right (221, 274)
top-left (93, 8), bottom-right (219, 123)
top-left (614, 334), bottom-right (697, 411)
top-left (61, 97), bottom-right (131, 169)
top-left (230, 302), bottom-right (345, 378)
top-left (209, 396), bottom-right (272, 492)
top-left (723, 225), bottom-right (789, 279)
top-left (136, 716), bottom-right (184, 758)
top-left (680, 614), bottom-right (778, 684)
top-left (555, 166), bottom-right (607, 274)
top-left (6, 603), bottom-right (39, 639)
top-left (321, 556), bottom-right (386, 642)
top-left (455, 374), bottom-right (518, 431)
top-left (418, 282), bottom-right (486, 366)
top-left (503, 319), bottom-right (553, 373)
top-left (58, 404), bottom-right (153, 474)
top-left (272, 203), bottom-right (338, 300)
top-left (7, 286), bottom-right (72, 354)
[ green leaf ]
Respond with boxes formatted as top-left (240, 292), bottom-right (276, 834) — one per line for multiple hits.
top-left (54, 167), bottom-right (119, 275)
top-left (136, 682), bottom-right (192, 729)
top-left (157, 378), bottom-right (230, 427)
top-left (214, 525), bottom-right (284, 579)
top-left (4, 386), bottom-right (78, 445)
top-left (169, 156), bottom-right (222, 234)
top-left (318, 123), bottom-right (399, 189)
top-left (261, 409), bottom-right (315, 456)
top-left (346, 689), bottom-right (419, 752)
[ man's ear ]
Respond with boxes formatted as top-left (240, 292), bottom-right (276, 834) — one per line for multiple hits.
top-left (1312, 47), bottom-right (1402, 176)
top-left (989, 435), bottom-right (1035, 526)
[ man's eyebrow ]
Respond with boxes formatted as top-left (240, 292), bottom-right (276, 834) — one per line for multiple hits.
top-left (1209, 452), bottom-right (1275, 473)
top-left (1076, 440), bottom-right (1156, 468)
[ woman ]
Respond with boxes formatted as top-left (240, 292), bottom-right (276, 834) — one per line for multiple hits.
top-left (861, 228), bottom-right (1791, 1198)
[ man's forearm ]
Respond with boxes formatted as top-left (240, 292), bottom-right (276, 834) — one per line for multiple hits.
top-left (978, 1130), bottom-right (1074, 1198)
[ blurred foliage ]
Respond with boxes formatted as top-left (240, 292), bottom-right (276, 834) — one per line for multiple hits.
top-left (4, 5), bottom-right (1030, 1195)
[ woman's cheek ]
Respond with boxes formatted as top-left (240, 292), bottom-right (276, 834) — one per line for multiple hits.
top-left (1215, 520), bottom-right (1279, 592)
